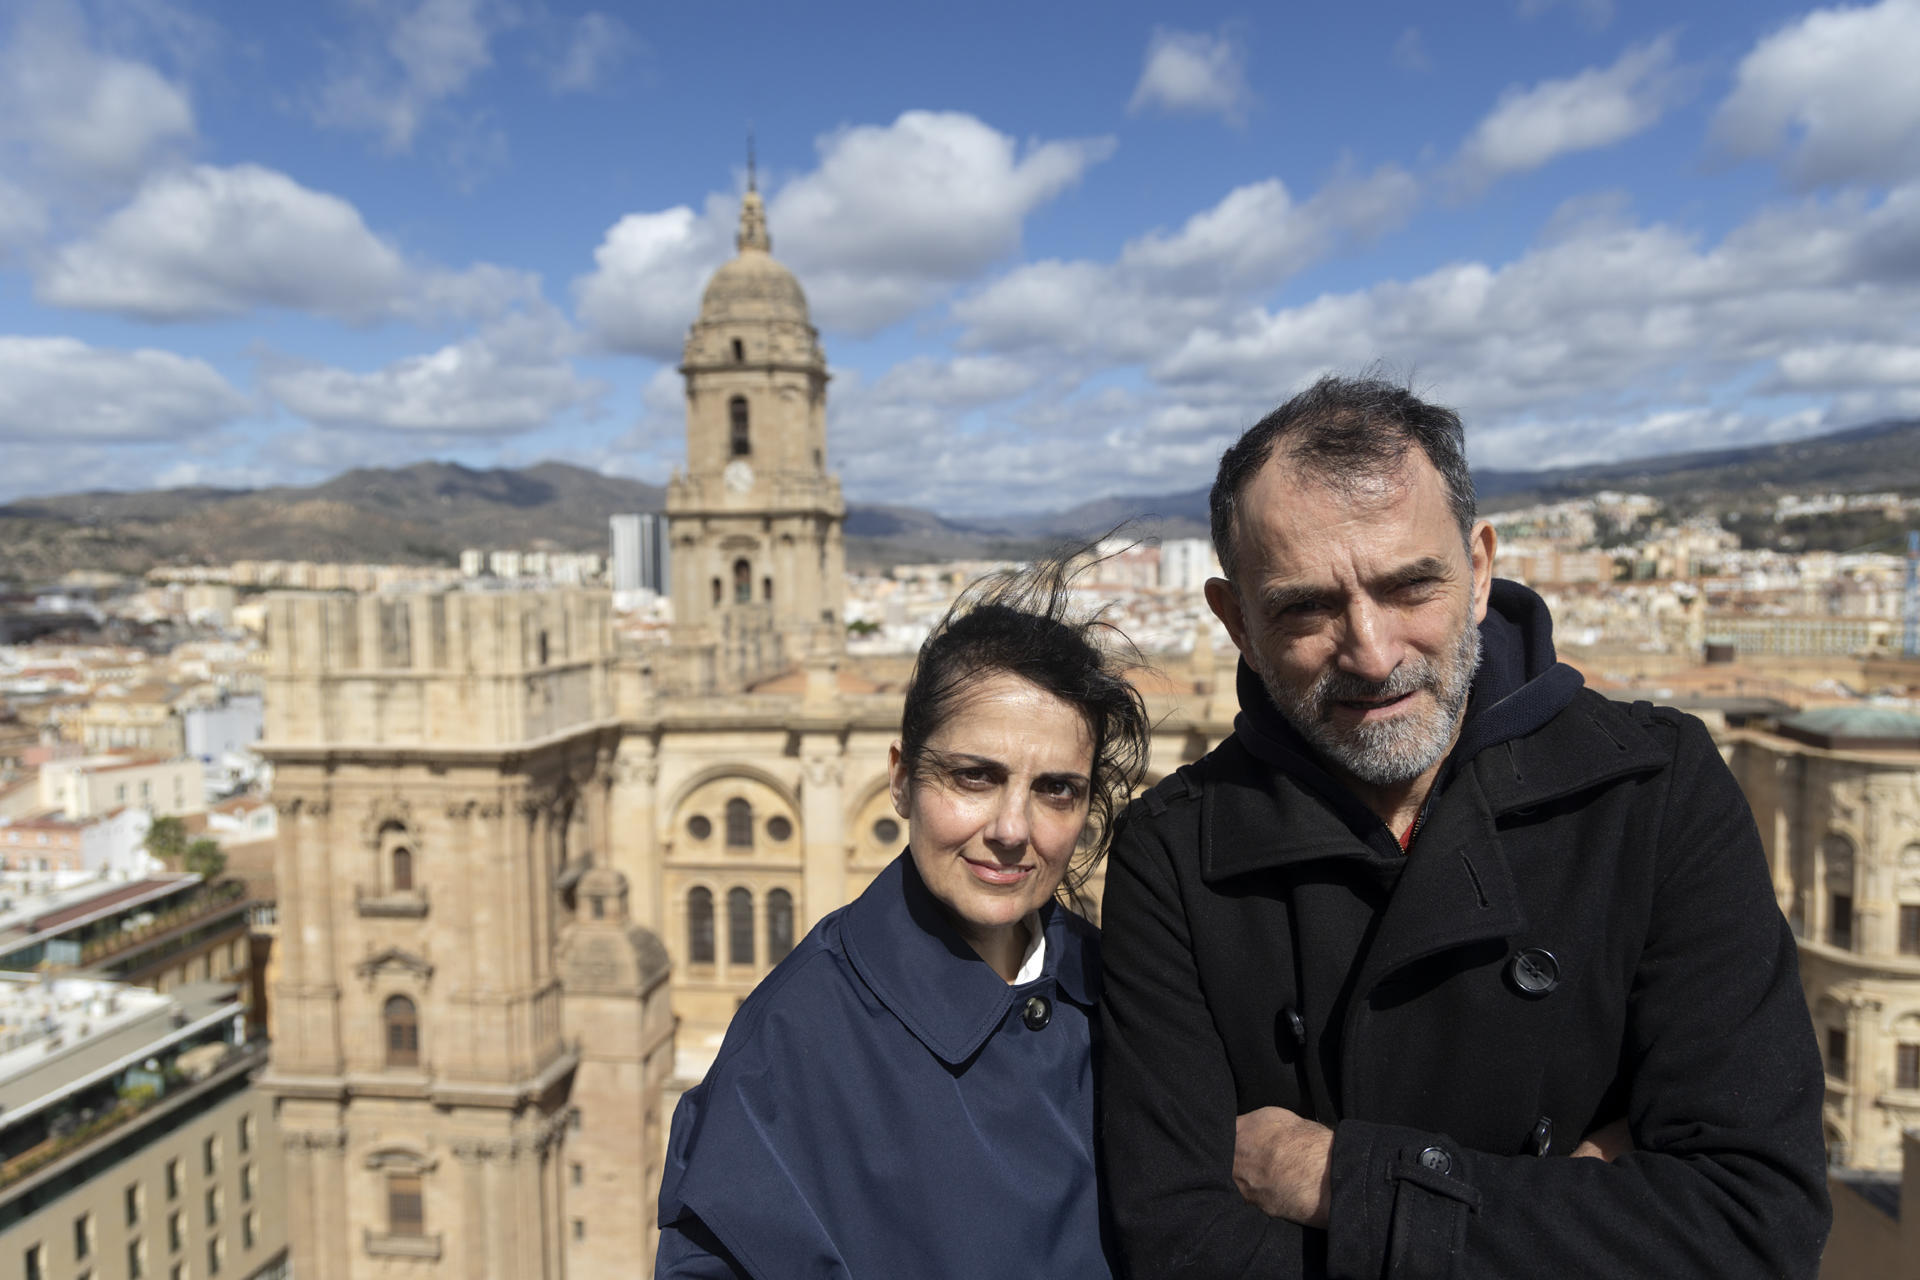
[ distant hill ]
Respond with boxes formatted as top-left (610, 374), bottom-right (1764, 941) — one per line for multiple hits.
top-left (3, 417), bottom-right (1915, 583)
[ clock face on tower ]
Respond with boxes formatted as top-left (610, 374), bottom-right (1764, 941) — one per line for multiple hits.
top-left (723, 460), bottom-right (754, 494)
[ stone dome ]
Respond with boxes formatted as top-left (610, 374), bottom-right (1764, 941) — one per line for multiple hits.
top-left (696, 187), bottom-right (812, 326)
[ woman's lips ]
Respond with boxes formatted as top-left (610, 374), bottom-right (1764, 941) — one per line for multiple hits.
top-left (966, 859), bottom-right (1032, 886)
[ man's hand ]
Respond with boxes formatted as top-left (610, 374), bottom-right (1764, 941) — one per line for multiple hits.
top-left (1233, 1106), bottom-right (1333, 1228)
top-left (1571, 1117), bottom-right (1634, 1162)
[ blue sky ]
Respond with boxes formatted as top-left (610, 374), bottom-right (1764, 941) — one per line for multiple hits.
top-left (2, 0), bottom-right (1918, 517)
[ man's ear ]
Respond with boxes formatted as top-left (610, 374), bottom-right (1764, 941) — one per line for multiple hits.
top-left (1204, 577), bottom-right (1252, 656)
top-left (1468, 520), bottom-right (1498, 623)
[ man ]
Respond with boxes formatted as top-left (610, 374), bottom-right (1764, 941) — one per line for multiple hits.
top-left (1099, 377), bottom-right (1829, 1278)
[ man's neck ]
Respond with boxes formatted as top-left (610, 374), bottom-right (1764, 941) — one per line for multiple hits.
top-left (1332, 722), bottom-right (1465, 844)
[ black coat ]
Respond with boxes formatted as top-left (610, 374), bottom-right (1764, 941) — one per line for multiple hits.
top-left (1098, 583), bottom-right (1829, 1279)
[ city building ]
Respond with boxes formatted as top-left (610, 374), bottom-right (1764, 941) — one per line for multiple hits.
top-left (610, 513), bottom-right (669, 597)
top-left (39, 756), bottom-right (204, 821)
top-left (1726, 706), bottom-right (1920, 1173)
top-left (0, 808), bottom-right (150, 876)
top-left (0, 972), bottom-right (285, 1280)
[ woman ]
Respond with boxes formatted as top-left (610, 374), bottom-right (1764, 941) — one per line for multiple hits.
top-left (656, 556), bottom-right (1150, 1278)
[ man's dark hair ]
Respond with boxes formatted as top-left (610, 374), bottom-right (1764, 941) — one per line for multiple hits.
top-left (1208, 375), bottom-right (1477, 581)
top-left (899, 545), bottom-right (1150, 904)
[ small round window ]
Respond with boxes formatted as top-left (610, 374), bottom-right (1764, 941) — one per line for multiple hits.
top-left (872, 817), bottom-right (901, 845)
top-left (766, 815), bottom-right (793, 842)
top-left (687, 815), bottom-right (712, 840)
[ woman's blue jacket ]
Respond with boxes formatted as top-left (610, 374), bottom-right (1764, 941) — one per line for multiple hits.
top-left (655, 852), bottom-right (1111, 1279)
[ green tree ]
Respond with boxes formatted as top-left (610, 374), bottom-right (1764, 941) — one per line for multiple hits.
top-left (183, 838), bottom-right (226, 882)
top-left (143, 816), bottom-right (188, 865)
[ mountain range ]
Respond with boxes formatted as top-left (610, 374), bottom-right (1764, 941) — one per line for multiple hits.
top-left (4, 417), bottom-right (1917, 584)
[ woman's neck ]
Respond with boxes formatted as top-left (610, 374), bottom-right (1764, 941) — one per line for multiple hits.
top-left (957, 915), bottom-right (1033, 984)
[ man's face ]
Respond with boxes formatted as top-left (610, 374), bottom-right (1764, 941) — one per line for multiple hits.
top-left (1205, 452), bottom-right (1495, 792)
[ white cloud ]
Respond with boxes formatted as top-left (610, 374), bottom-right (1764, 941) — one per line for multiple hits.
top-left (574, 112), bottom-right (1113, 350)
top-left (1713, 0), bottom-right (1920, 186)
top-left (38, 163), bottom-right (535, 323)
top-left (264, 306), bottom-right (601, 435)
top-left (573, 198), bottom-right (734, 359)
top-left (1454, 37), bottom-right (1683, 187)
top-left (547, 11), bottom-right (639, 93)
top-left (1126, 26), bottom-right (1255, 126)
top-left (771, 111), bottom-right (1114, 332)
top-left (0, 337), bottom-right (247, 442)
top-left (955, 164), bottom-right (1418, 361)
top-left (1392, 28), bottom-right (1431, 73)
top-left (0, 1), bottom-right (194, 190)
top-left (314, 0), bottom-right (507, 151)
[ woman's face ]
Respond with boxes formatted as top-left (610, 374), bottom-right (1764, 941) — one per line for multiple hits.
top-left (889, 671), bottom-right (1095, 948)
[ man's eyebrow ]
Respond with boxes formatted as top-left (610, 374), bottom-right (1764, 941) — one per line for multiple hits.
top-left (1373, 556), bottom-right (1454, 592)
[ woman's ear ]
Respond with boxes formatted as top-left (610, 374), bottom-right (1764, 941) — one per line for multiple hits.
top-left (887, 740), bottom-right (910, 819)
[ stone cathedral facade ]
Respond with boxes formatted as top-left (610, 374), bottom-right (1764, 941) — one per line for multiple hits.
top-left (257, 189), bottom-right (1236, 1278)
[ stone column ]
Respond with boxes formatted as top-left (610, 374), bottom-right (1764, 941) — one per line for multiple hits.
top-left (799, 741), bottom-right (846, 932)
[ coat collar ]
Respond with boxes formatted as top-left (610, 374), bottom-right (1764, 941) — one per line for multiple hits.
top-left (1200, 690), bottom-right (1670, 886)
top-left (841, 853), bottom-right (1097, 1068)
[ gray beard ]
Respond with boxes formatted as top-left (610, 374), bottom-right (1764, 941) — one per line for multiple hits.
top-left (1256, 613), bottom-right (1483, 788)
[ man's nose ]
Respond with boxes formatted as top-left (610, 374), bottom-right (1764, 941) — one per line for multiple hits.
top-left (1337, 596), bottom-right (1402, 684)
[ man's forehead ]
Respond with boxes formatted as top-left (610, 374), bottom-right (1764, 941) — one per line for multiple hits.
top-left (1236, 452), bottom-right (1441, 544)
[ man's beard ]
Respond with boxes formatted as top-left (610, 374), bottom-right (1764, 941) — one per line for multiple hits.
top-left (1254, 609), bottom-right (1483, 788)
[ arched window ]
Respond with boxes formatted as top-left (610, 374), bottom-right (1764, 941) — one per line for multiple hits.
top-left (728, 887), bottom-right (755, 966)
top-left (687, 888), bottom-right (714, 964)
top-left (384, 996), bottom-right (419, 1069)
top-left (725, 798), bottom-right (753, 849)
top-left (731, 338), bottom-right (744, 362)
top-left (767, 889), bottom-right (794, 963)
top-left (729, 396), bottom-right (750, 457)
top-left (762, 576), bottom-right (773, 602)
top-left (733, 559), bottom-right (751, 605)
top-left (391, 847), bottom-right (414, 893)
top-left (710, 577), bottom-right (722, 606)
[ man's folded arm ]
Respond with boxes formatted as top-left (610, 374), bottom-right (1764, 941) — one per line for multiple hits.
top-left (1099, 809), bottom-right (1320, 1278)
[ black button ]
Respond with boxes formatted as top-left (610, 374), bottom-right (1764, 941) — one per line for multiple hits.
top-left (1509, 947), bottom-right (1560, 996)
top-left (1283, 1006), bottom-right (1306, 1048)
top-left (1418, 1146), bottom-right (1452, 1175)
top-left (1022, 995), bottom-right (1051, 1031)
top-left (1530, 1116), bottom-right (1554, 1157)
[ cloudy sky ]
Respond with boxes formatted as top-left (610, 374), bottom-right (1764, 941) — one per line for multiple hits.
top-left (2, 0), bottom-right (1917, 516)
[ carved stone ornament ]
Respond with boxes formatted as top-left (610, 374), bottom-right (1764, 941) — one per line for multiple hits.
top-left (285, 1129), bottom-right (349, 1153)
top-left (444, 798), bottom-right (479, 821)
top-left (360, 795), bottom-right (414, 848)
top-left (364, 1146), bottom-right (438, 1173)
top-left (802, 755), bottom-right (843, 789)
top-left (354, 946), bottom-right (434, 985)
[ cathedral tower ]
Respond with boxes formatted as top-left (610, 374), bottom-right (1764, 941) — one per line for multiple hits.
top-left (666, 175), bottom-right (846, 664)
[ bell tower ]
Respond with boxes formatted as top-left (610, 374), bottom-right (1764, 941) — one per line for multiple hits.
top-left (666, 163), bottom-right (846, 665)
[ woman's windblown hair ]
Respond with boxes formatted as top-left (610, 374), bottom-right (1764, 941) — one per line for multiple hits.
top-left (898, 541), bottom-right (1153, 905)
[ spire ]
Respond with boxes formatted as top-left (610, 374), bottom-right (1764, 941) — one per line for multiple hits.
top-left (737, 131), bottom-right (770, 254)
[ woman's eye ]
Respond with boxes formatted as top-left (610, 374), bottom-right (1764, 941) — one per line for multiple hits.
top-left (951, 768), bottom-right (994, 788)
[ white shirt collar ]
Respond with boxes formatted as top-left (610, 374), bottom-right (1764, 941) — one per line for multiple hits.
top-left (1012, 910), bottom-right (1047, 985)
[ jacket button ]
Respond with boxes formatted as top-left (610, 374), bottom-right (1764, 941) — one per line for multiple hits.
top-left (1508, 947), bottom-right (1560, 996)
top-left (1282, 1005), bottom-right (1306, 1048)
top-left (1418, 1146), bottom-right (1452, 1175)
top-left (1022, 996), bottom-right (1051, 1031)
top-left (1530, 1116), bottom-right (1554, 1157)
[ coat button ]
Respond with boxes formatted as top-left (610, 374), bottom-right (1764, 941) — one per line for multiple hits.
top-left (1022, 995), bottom-right (1051, 1031)
top-left (1530, 1116), bottom-right (1554, 1157)
top-left (1418, 1146), bottom-right (1452, 1175)
top-left (1282, 1005), bottom-right (1306, 1048)
top-left (1508, 947), bottom-right (1560, 996)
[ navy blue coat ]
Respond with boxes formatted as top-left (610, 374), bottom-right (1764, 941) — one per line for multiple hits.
top-left (657, 853), bottom-right (1112, 1279)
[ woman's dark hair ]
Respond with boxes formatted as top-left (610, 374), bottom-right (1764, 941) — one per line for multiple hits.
top-left (898, 544), bottom-right (1152, 904)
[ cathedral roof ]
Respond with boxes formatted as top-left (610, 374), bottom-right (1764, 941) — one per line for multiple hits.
top-left (1776, 705), bottom-right (1920, 750)
top-left (696, 186), bottom-right (811, 327)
